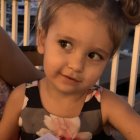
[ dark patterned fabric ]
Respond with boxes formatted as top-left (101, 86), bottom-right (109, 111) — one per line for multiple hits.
top-left (19, 81), bottom-right (105, 140)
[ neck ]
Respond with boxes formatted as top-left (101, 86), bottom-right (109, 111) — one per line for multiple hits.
top-left (39, 78), bottom-right (88, 117)
top-left (41, 77), bottom-right (87, 102)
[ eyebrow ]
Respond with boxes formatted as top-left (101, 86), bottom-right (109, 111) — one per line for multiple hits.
top-left (56, 33), bottom-right (112, 57)
top-left (55, 33), bottom-right (76, 42)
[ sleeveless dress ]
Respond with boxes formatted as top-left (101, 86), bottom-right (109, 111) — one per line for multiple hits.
top-left (18, 81), bottom-right (105, 140)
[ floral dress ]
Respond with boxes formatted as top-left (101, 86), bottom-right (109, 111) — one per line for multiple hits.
top-left (19, 81), bottom-right (103, 140)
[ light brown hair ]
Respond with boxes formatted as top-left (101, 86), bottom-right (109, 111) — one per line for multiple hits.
top-left (36, 0), bottom-right (140, 55)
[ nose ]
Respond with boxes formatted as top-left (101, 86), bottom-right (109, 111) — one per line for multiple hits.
top-left (67, 53), bottom-right (84, 72)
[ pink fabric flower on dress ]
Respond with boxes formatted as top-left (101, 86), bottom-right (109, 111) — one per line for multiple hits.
top-left (85, 87), bottom-right (102, 103)
top-left (43, 114), bottom-right (92, 140)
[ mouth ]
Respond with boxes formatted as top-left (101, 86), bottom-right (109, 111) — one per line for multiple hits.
top-left (61, 74), bottom-right (81, 83)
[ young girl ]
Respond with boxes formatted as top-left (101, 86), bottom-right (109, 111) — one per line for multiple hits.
top-left (0, 0), bottom-right (140, 140)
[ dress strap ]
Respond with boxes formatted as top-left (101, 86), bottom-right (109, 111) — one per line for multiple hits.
top-left (25, 80), bottom-right (38, 88)
top-left (85, 85), bottom-right (103, 103)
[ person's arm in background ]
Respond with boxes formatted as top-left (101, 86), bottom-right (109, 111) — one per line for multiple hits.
top-left (0, 26), bottom-right (44, 87)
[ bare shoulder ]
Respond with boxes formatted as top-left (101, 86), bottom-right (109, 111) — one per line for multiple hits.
top-left (0, 83), bottom-right (26, 140)
top-left (4, 83), bottom-right (26, 111)
top-left (101, 88), bottom-right (140, 140)
top-left (1, 83), bottom-right (26, 121)
top-left (101, 88), bottom-right (129, 122)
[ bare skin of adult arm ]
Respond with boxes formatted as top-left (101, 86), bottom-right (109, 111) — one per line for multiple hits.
top-left (0, 84), bottom-right (26, 140)
top-left (101, 89), bottom-right (140, 140)
top-left (0, 26), bottom-right (44, 87)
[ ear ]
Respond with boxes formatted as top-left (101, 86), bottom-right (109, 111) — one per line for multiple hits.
top-left (36, 28), bottom-right (46, 54)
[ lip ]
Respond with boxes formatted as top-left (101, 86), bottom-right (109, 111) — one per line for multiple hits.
top-left (60, 74), bottom-right (81, 83)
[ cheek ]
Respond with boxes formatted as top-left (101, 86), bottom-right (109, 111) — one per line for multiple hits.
top-left (85, 71), bottom-right (100, 86)
top-left (43, 51), bottom-right (65, 73)
top-left (84, 63), bottom-right (107, 84)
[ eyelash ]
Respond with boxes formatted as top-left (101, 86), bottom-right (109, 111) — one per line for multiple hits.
top-left (58, 39), bottom-right (104, 60)
top-left (58, 39), bottom-right (72, 49)
top-left (88, 52), bottom-right (103, 60)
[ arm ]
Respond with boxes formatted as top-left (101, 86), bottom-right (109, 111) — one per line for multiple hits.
top-left (0, 26), bottom-right (44, 87)
top-left (0, 84), bottom-right (26, 140)
top-left (101, 89), bottom-right (140, 140)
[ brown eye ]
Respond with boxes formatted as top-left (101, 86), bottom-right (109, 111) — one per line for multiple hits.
top-left (88, 52), bottom-right (102, 60)
top-left (58, 40), bottom-right (72, 50)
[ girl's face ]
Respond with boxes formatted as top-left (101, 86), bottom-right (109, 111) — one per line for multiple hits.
top-left (38, 4), bottom-right (113, 94)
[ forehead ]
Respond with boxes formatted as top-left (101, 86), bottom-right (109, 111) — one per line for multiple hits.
top-left (53, 3), bottom-right (101, 26)
top-left (47, 3), bottom-right (113, 53)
